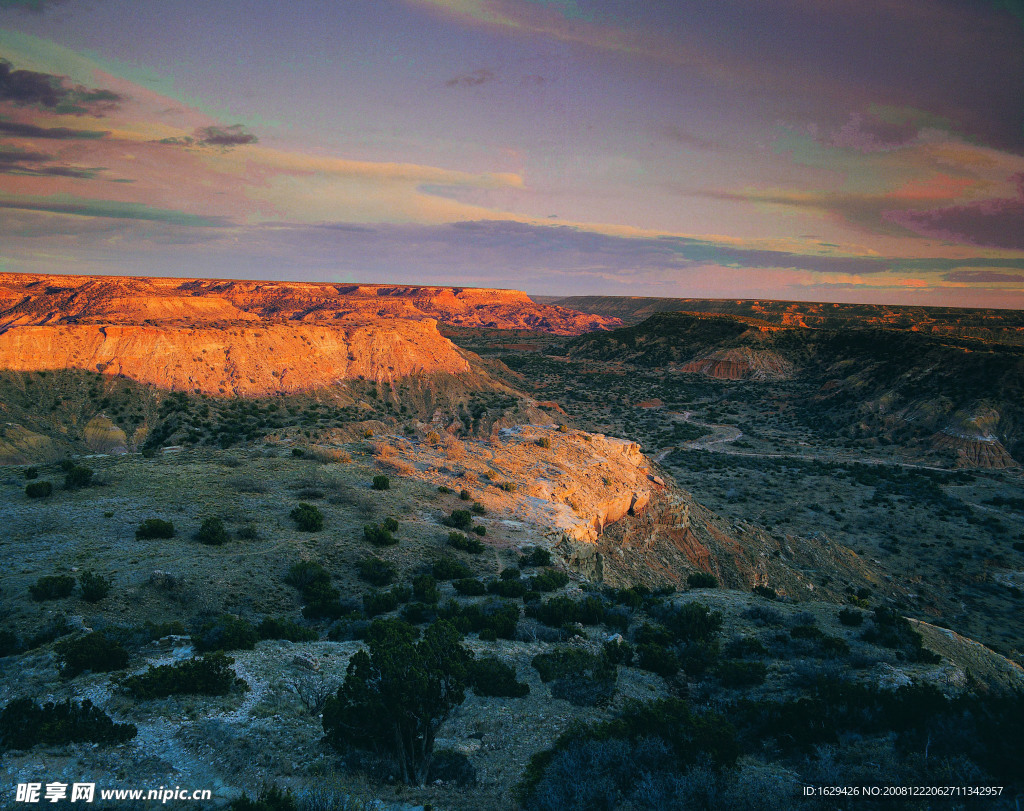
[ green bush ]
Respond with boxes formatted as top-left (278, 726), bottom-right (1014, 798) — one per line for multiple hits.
top-left (838, 608), bottom-right (864, 626)
top-left (290, 503), bottom-right (324, 532)
top-left (257, 617), bottom-right (318, 642)
top-left (25, 480), bottom-right (52, 498)
top-left (195, 615), bottom-right (259, 652)
top-left (401, 602), bottom-right (438, 625)
top-left (459, 488), bottom-right (471, 500)
top-left (687, 571), bottom-right (719, 589)
top-left (413, 574), bottom-right (440, 604)
top-left (285, 560), bottom-right (331, 592)
top-left (470, 501), bottom-right (486, 515)
top-left (121, 651), bottom-right (242, 699)
top-left (372, 475), bottom-right (390, 491)
top-left (439, 599), bottom-right (519, 639)
top-left (55, 632), bottom-right (130, 678)
top-left (135, 518), bottom-right (174, 540)
top-left (444, 509), bottom-right (473, 530)
top-left (0, 698), bottom-right (136, 750)
top-left (448, 532), bottom-right (484, 554)
top-left (487, 578), bottom-right (529, 598)
top-left (469, 658), bottom-right (529, 697)
top-left (28, 574), bottom-right (75, 601)
top-left (364, 522), bottom-right (397, 546)
top-left (530, 569), bottom-right (569, 592)
top-left (453, 578), bottom-right (487, 596)
top-left (78, 570), bottom-right (112, 603)
top-left (636, 643), bottom-right (681, 677)
top-left (520, 547), bottom-right (552, 567)
top-left (196, 516), bottom-right (230, 545)
top-left (357, 557), bottom-right (397, 586)
top-left (432, 558), bottom-right (472, 581)
top-left (550, 671), bottom-right (617, 707)
top-left (536, 436), bottom-right (551, 449)
top-left (603, 638), bottom-right (634, 666)
top-left (717, 659), bottom-right (768, 687)
top-left (23, 466), bottom-right (38, 479)
top-left (363, 586), bottom-right (412, 618)
top-left (228, 784), bottom-right (297, 811)
top-left (753, 585), bottom-right (777, 600)
top-left (530, 595), bottom-right (610, 629)
top-left (0, 631), bottom-right (22, 658)
top-left (63, 465), bottom-right (93, 490)
top-left (472, 525), bottom-right (486, 536)
top-left (532, 648), bottom-right (600, 682)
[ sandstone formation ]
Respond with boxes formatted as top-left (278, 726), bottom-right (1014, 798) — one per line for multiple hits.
top-left (676, 347), bottom-right (793, 380)
top-left (0, 320), bottom-right (471, 396)
top-left (0, 273), bottom-right (619, 335)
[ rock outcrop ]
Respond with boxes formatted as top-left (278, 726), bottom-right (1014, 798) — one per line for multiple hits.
top-left (677, 347), bottom-right (793, 380)
top-left (0, 321), bottom-right (471, 396)
top-left (0, 273), bottom-right (620, 335)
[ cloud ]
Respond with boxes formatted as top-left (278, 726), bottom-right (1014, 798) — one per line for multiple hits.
top-left (195, 124), bottom-right (258, 147)
top-left (943, 270), bottom-right (1024, 283)
top-left (0, 145), bottom-right (98, 177)
top-left (444, 68), bottom-right (496, 88)
top-left (883, 174), bottom-right (1024, 250)
top-left (0, 120), bottom-right (109, 139)
top-left (0, 196), bottom-right (229, 226)
top-left (0, 58), bottom-right (122, 114)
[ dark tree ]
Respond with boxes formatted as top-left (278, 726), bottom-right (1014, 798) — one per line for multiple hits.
top-left (322, 618), bottom-right (472, 785)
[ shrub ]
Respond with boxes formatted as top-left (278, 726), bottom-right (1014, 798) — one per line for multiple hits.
top-left (257, 617), bottom-right (318, 642)
top-left (459, 489), bottom-right (471, 500)
top-left (25, 480), bottom-right (52, 498)
top-left (479, 628), bottom-right (498, 642)
top-left (401, 602), bottom-right (438, 625)
top-left (0, 631), bottom-right (22, 658)
top-left (445, 509), bottom-right (473, 530)
top-left (470, 501), bottom-right (486, 515)
top-left (498, 482), bottom-right (516, 492)
top-left (661, 601), bottom-right (723, 644)
top-left (753, 585), bottom-right (778, 600)
top-left (237, 522), bottom-right (260, 541)
top-left (532, 648), bottom-right (600, 682)
top-left (530, 569), bottom-right (569, 592)
top-left (23, 466), bottom-right (38, 479)
top-left (636, 643), bottom-right (681, 677)
top-left (195, 615), bottom-right (259, 652)
top-left (487, 578), bottom-right (529, 599)
top-left (363, 586), bottom-right (412, 618)
top-left (439, 599), bottom-right (520, 639)
top-left (121, 652), bottom-right (242, 699)
top-left (322, 619), bottom-right (472, 785)
top-left (228, 784), bottom-right (297, 811)
top-left (0, 698), bottom-right (136, 750)
top-left (372, 475), bottom-right (390, 491)
top-left (520, 547), bottom-right (552, 567)
top-left (453, 578), bottom-right (487, 596)
top-left (838, 608), bottom-right (864, 626)
top-left (290, 503), bottom-right (324, 532)
top-left (531, 595), bottom-right (609, 629)
top-left (363, 522), bottom-right (397, 546)
top-left (428, 750), bottom-right (477, 787)
top-left (55, 632), bottom-right (130, 678)
top-left (196, 516), bottom-right (230, 545)
top-left (357, 557), bottom-right (397, 587)
top-left (432, 558), bottom-right (472, 581)
top-left (135, 518), bottom-right (174, 540)
top-left (687, 571), bottom-right (719, 589)
top-left (717, 659), bottom-right (768, 687)
top-left (78, 570), bottom-right (112, 603)
top-left (603, 638), bottom-right (634, 666)
top-left (448, 532), bottom-right (484, 553)
top-left (536, 436), bottom-right (551, 449)
top-left (285, 560), bottom-right (331, 592)
top-left (413, 574), bottom-right (440, 604)
top-left (472, 525), bottom-right (486, 536)
top-left (63, 465), bottom-right (93, 490)
top-left (28, 574), bottom-right (75, 601)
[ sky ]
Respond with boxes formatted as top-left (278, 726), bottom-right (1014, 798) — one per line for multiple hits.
top-left (1, 0), bottom-right (1023, 307)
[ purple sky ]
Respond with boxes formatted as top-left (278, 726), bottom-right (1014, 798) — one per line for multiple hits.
top-left (1, 0), bottom-right (1023, 306)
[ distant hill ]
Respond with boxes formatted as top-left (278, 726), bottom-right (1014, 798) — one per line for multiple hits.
top-left (538, 295), bottom-right (1024, 344)
top-left (568, 311), bottom-right (1024, 466)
